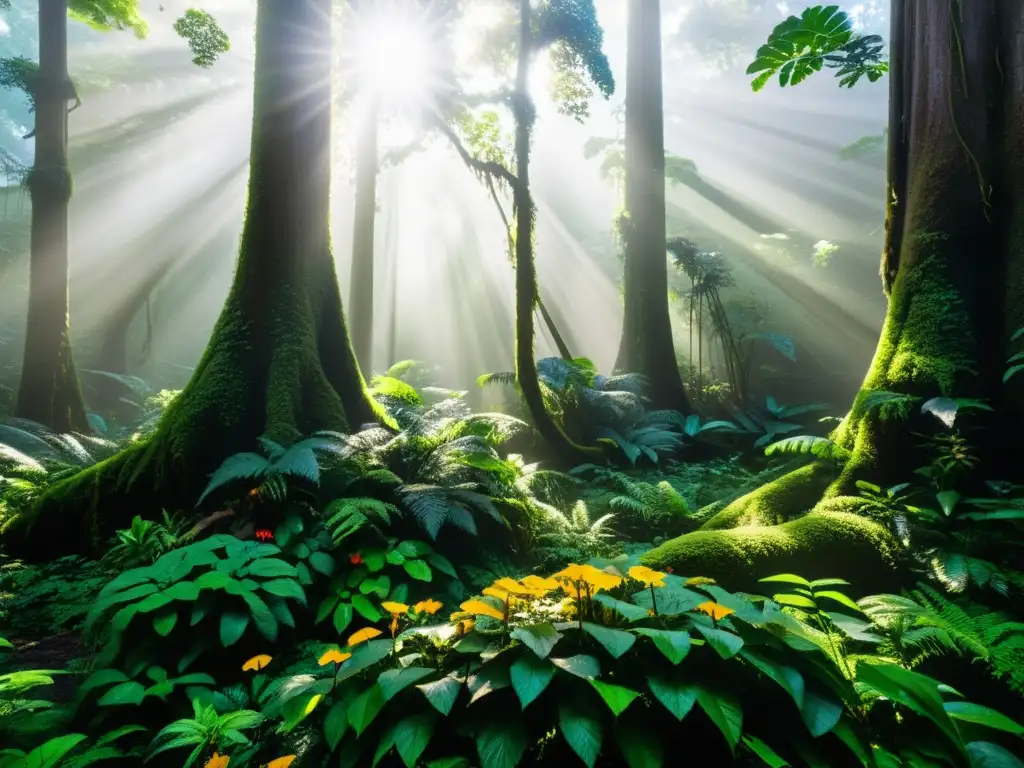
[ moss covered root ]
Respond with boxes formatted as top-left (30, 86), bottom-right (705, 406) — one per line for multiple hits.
top-left (701, 463), bottom-right (832, 531)
top-left (640, 511), bottom-right (905, 594)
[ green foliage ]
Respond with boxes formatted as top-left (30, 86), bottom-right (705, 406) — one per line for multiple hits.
top-left (0, 555), bottom-right (115, 637)
top-left (172, 9), bottom-right (230, 68)
top-left (102, 511), bottom-right (190, 570)
top-left (0, 57), bottom-right (37, 111)
top-left (536, 0), bottom-right (614, 121)
top-left (68, 0), bottom-right (148, 37)
top-left (746, 5), bottom-right (888, 91)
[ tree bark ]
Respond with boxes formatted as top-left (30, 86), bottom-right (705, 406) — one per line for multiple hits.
top-left (15, 0), bottom-right (90, 433)
top-left (7, 0), bottom-right (378, 559)
top-left (828, 0), bottom-right (1024, 492)
top-left (349, 99), bottom-right (379, 374)
top-left (511, 0), bottom-right (599, 460)
top-left (746, 0), bottom-right (1024, 511)
top-left (614, 0), bottom-right (691, 412)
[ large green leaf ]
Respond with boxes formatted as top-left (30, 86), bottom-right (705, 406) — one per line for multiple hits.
top-left (581, 622), bottom-right (636, 659)
top-left (403, 559), bottom-right (433, 582)
top-left (510, 653), bottom-right (555, 709)
top-left (647, 675), bottom-right (696, 721)
top-left (260, 578), bottom-right (306, 604)
top-left (379, 667), bottom-right (436, 701)
top-left (551, 655), bottom-right (600, 679)
top-left (633, 628), bottom-right (691, 664)
top-left (945, 702), bottom-right (1024, 736)
top-left (692, 624), bottom-right (743, 659)
top-left (241, 590), bottom-right (279, 642)
top-left (695, 684), bottom-right (743, 754)
top-left (349, 683), bottom-right (386, 736)
top-left (418, 674), bottom-right (463, 715)
top-left (17, 734), bottom-right (87, 768)
top-left (324, 699), bottom-right (349, 751)
top-left (476, 720), bottom-right (529, 768)
top-left (856, 662), bottom-right (966, 761)
top-left (590, 679), bottom-right (638, 717)
top-left (394, 712), bottom-right (436, 768)
top-left (742, 735), bottom-right (789, 767)
top-left (352, 594), bottom-right (382, 622)
top-left (592, 593), bottom-right (649, 621)
top-left (97, 681), bottom-right (145, 706)
top-left (246, 558), bottom-right (298, 579)
top-left (559, 702), bottom-right (604, 767)
top-left (511, 623), bottom-right (562, 659)
top-left (219, 611), bottom-right (250, 646)
top-left (967, 742), bottom-right (1024, 768)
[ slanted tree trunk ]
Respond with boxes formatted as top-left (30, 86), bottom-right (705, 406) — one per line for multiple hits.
top-left (15, 0), bottom-right (90, 433)
top-left (349, 98), bottom-right (379, 374)
top-left (614, 0), bottom-right (691, 411)
top-left (511, 0), bottom-right (599, 460)
top-left (729, 0), bottom-right (1024, 517)
top-left (7, 0), bottom-right (378, 559)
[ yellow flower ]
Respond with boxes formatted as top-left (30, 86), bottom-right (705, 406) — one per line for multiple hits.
top-left (628, 565), bottom-right (667, 588)
top-left (482, 586), bottom-right (510, 601)
top-left (241, 654), bottom-right (272, 672)
top-left (459, 599), bottom-right (505, 622)
top-left (492, 577), bottom-right (545, 596)
top-left (449, 610), bottom-right (472, 622)
top-left (696, 601), bottom-right (735, 621)
top-left (265, 756), bottom-right (297, 768)
top-left (413, 598), bottom-right (443, 615)
top-left (455, 619), bottom-right (475, 637)
top-left (318, 648), bottom-right (352, 666)
top-left (390, 615), bottom-right (399, 637)
top-left (521, 575), bottom-right (559, 594)
top-left (686, 576), bottom-right (717, 587)
top-left (554, 564), bottom-right (623, 593)
top-left (204, 754), bottom-right (229, 768)
top-left (381, 601), bottom-right (409, 615)
top-left (346, 627), bottom-right (383, 647)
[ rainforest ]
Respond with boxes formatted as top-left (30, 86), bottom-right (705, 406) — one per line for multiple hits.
top-left (0, 0), bottom-right (1022, 765)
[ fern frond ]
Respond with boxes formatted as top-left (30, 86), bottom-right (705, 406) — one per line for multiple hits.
top-left (198, 452), bottom-right (272, 504)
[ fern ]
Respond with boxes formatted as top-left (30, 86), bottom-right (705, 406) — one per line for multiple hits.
top-left (765, 434), bottom-right (850, 461)
top-left (856, 389), bottom-right (918, 421)
top-left (860, 585), bottom-right (1024, 691)
top-left (324, 497), bottom-right (398, 545)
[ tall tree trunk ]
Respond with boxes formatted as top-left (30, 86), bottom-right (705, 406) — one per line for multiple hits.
top-left (829, 0), bottom-right (1024, 492)
top-left (9, 0), bottom-right (378, 559)
top-left (511, 0), bottom-right (597, 459)
top-left (735, 0), bottom-right (1024, 514)
top-left (15, 0), bottom-right (90, 433)
top-left (349, 99), bottom-right (379, 374)
top-left (614, 0), bottom-right (690, 411)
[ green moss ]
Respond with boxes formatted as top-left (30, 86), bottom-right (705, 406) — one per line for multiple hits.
top-left (641, 512), bottom-right (904, 594)
top-left (811, 495), bottom-right (867, 515)
top-left (701, 463), bottom-right (831, 530)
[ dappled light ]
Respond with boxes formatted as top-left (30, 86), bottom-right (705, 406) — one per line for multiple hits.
top-left (2, 0), bottom-right (1023, 766)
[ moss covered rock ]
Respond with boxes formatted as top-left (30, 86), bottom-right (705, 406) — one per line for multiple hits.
top-left (640, 511), bottom-right (905, 594)
top-left (701, 462), bottom-right (832, 531)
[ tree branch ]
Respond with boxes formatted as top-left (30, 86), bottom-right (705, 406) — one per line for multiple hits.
top-left (435, 118), bottom-right (520, 190)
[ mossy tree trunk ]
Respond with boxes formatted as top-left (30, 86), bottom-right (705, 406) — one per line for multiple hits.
top-left (828, 0), bottom-right (1024, 493)
top-left (614, 0), bottom-right (691, 412)
top-left (348, 98), bottom-right (379, 374)
top-left (8, 0), bottom-right (377, 559)
top-left (15, 0), bottom-right (90, 434)
top-left (511, 0), bottom-right (600, 461)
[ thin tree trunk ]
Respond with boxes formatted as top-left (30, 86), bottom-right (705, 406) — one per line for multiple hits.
top-left (15, 0), bottom-right (90, 433)
top-left (349, 98), bottom-right (379, 374)
top-left (614, 0), bottom-right (690, 411)
top-left (511, 0), bottom-right (596, 458)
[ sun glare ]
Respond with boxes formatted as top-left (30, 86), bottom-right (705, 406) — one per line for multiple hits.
top-left (348, 0), bottom-right (448, 115)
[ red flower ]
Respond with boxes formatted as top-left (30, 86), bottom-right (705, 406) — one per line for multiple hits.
top-left (349, 553), bottom-right (363, 565)
top-left (255, 529), bottom-right (274, 542)
top-left (665, 567), bottom-right (674, 574)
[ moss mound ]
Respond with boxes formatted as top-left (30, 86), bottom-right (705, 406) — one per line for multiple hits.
top-left (701, 462), bottom-right (831, 531)
top-left (641, 511), bottom-right (905, 594)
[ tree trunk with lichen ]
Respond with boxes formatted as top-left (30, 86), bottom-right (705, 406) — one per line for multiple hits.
top-left (5, 0), bottom-right (377, 559)
top-left (15, 0), bottom-right (90, 434)
top-left (741, 0), bottom-right (1024, 516)
top-left (614, 0), bottom-right (691, 412)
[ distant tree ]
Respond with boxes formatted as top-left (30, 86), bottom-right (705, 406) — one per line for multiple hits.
top-left (0, 0), bottom-right (227, 432)
top-left (614, 0), bottom-right (690, 412)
